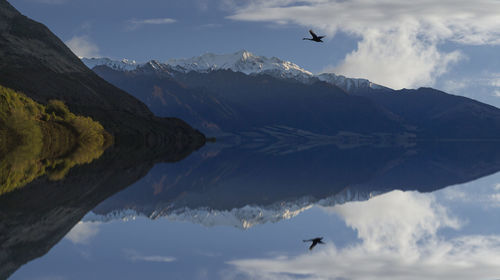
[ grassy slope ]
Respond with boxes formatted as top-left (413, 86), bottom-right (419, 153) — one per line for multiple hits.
top-left (0, 85), bottom-right (112, 194)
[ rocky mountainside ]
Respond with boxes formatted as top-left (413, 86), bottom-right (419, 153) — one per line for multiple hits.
top-left (0, 0), bottom-right (204, 148)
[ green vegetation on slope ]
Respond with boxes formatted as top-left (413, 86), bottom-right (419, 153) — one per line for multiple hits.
top-left (0, 85), bottom-right (112, 195)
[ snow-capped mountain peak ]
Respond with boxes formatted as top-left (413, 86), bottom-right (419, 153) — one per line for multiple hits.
top-left (81, 50), bottom-right (386, 92)
top-left (81, 57), bottom-right (143, 71)
top-left (83, 188), bottom-right (379, 230)
top-left (167, 50), bottom-right (313, 79)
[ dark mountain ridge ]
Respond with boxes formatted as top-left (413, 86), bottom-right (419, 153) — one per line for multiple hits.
top-left (90, 61), bottom-right (500, 139)
top-left (355, 87), bottom-right (500, 139)
top-left (0, 0), bottom-right (205, 148)
top-left (93, 65), bottom-right (409, 136)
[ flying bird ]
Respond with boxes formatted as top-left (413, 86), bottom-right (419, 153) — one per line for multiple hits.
top-left (303, 237), bottom-right (325, 250)
top-left (303, 30), bottom-right (325, 42)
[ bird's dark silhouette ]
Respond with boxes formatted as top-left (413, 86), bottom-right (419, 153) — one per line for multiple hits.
top-left (303, 237), bottom-right (325, 250)
top-left (303, 30), bottom-right (325, 42)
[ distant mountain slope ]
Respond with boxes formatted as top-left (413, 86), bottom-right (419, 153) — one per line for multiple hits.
top-left (85, 51), bottom-right (500, 139)
top-left (355, 87), bottom-right (500, 139)
top-left (0, 0), bottom-right (204, 148)
top-left (92, 65), bottom-right (407, 135)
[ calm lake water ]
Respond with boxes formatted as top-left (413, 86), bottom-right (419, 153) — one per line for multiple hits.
top-left (6, 140), bottom-right (500, 280)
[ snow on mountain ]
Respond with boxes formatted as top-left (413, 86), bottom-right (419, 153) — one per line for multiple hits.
top-left (81, 57), bottom-right (143, 71)
top-left (167, 50), bottom-right (314, 82)
top-left (81, 50), bottom-right (387, 91)
top-left (317, 73), bottom-right (387, 91)
top-left (83, 188), bottom-right (380, 229)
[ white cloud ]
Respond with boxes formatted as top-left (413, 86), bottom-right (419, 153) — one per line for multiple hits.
top-left (227, 0), bottom-right (500, 89)
top-left (229, 235), bottom-right (500, 280)
top-left (123, 249), bottom-right (176, 263)
top-left (64, 35), bottom-right (100, 58)
top-left (486, 73), bottom-right (500, 87)
top-left (228, 191), bottom-right (500, 280)
top-left (490, 193), bottom-right (500, 202)
top-left (65, 221), bottom-right (101, 244)
top-left (126, 18), bottom-right (176, 31)
top-left (439, 180), bottom-right (500, 208)
top-left (332, 191), bottom-right (461, 255)
top-left (435, 72), bottom-right (500, 102)
top-left (441, 187), bottom-right (467, 201)
top-left (441, 79), bottom-right (468, 94)
top-left (332, 28), bottom-right (462, 89)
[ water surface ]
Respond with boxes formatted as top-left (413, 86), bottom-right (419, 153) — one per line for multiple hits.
top-left (5, 141), bottom-right (500, 280)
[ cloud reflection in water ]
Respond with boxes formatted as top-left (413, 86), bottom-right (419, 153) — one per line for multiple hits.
top-left (228, 190), bottom-right (500, 280)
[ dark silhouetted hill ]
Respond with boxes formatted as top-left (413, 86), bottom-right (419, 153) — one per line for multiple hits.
top-left (0, 0), bottom-right (204, 148)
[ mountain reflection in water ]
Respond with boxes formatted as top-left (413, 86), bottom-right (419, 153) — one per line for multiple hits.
top-left (4, 139), bottom-right (500, 279)
top-left (92, 140), bottom-right (500, 223)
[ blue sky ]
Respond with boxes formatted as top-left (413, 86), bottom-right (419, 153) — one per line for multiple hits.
top-left (9, 0), bottom-right (500, 107)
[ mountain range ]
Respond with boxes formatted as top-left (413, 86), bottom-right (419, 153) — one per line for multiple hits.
top-left (83, 50), bottom-right (500, 139)
top-left (83, 50), bottom-right (385, 91)
top-left (87, 188), bottom-right (376, 230)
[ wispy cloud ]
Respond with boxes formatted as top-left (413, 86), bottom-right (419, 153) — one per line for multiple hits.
top-left (226, 0), bottom-right (500, 89)
top-left (441, 79), bottom-right (469, 94)
top-left (65, 221), bottom-right (101, 244)
top-left (123, 249), bottom-right (176, 263)
top-left (126, 18), bottom-right (176, 31)
top-left (198, 23), bottom-right (223, 29)
top-left (440, 72), bottom-right (500, 99)
top-left (74, 21), bottom-right (94, 33)
top-left (196, 0), bottom-right (209, 11)
top-left (64, 35), bottom-right (100, 58)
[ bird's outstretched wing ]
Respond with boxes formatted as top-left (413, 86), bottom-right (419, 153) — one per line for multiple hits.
top-left (309, 29), bottom-right (318, 39)
top-left (317, 35), bottom-right (326, 39)
top-left (309, 242), bottom-right (317, 250)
